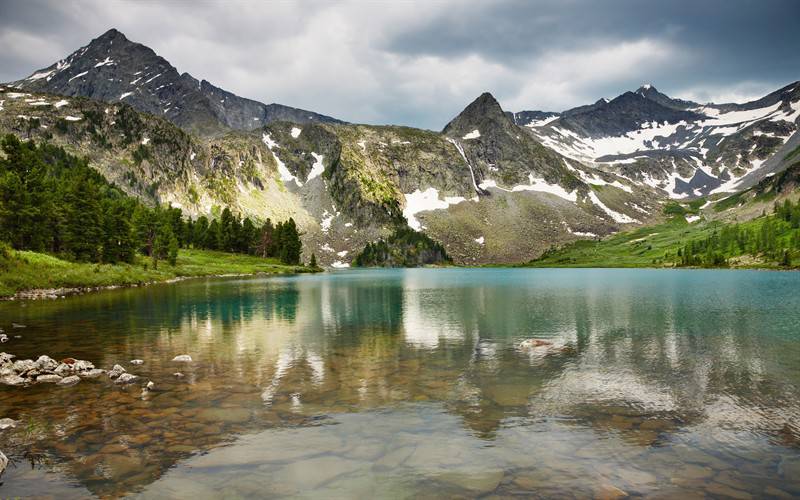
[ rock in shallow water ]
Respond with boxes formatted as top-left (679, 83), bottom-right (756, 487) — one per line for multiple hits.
top-left (80, 368), bottom-right (106, 378)
top-left (0, 418), bottom-right (17, 430)
top-left (115, 373), bottom-right (140, 384)
top-left (130, 359), bottom-right (144, 365)
top-left (2, 375), bottom-right (27, 386)
top-left (57, 375), bottom-right (81, 386)
top-left (35, 355), bottom-right (59, 372)
top-left (12, 359), bottom-right (35, 374)
top-left (54, 363), bottom-right (73, 376)
top-left (0, 450), bottom-right (7, 475)
top-left (108, 364), bottom-right (127, 379)
top-left (36, 374), bottom-right (63, 383)
top-left (73, 359), bottom-right (94, 371)
top-left (172, 354), bottom-right (192, 362)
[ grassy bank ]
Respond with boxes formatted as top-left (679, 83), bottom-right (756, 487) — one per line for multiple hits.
top-left (524, 212), bottom-right (799, 269)
top-left (0, 248), bottom-right (318, 298)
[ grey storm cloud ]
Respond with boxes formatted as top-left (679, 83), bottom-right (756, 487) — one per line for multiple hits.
top-left (1, 0), bottom-right (798, 130)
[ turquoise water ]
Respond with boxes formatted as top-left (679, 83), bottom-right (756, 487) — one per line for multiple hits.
top-left (0, 268), bottom-right (799, 498)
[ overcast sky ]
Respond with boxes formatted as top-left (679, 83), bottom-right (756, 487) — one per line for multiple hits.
top-left (1, 0), bottom-right (798, 129)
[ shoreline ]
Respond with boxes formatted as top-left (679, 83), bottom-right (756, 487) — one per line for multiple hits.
top-left (7, 262), bottom-right (793, 301)
top-left (4, 271), bottom-right (313, 301)
top-left (1, 248), bottom-right (322, 301)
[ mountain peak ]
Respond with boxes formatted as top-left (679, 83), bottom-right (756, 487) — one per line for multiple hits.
top-left (11, 29), bottom-right (343, 135)
top-left (97, 28), bottom-right (125, 39)
top-left (92, 28), bottom-right (131, 47)
top-left (442, 91), bottom-right (512, 135)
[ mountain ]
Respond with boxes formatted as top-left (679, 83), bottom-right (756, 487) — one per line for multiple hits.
top-left (3, 29), bottom-right (798, 267)
top-left (9, 29), bottom-right (342, 136)
top-left (516, 82), bottom-right (800, 199)
top-left (0, 83), bottom-right (658, 266)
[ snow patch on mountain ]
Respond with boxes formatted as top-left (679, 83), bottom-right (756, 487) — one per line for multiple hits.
top-left (262, 133), bottom-right (302, 187)
top-left (94, 57), bottom-right (115, 68)
top-left (462, 129), bottom-right (481, 140)
top-left (307, 153), bottom-right (325, 181)
top-left (403, 188), bottom-right (467, 231)
top-left (588, 191), bottom-right (637, 223)
top-left (68, 71), bottom-right (89, 82)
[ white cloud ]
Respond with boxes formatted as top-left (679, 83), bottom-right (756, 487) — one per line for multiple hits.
top-left (506, 38), bottom-right (683, 113)
top-left (0, 0), bottom-right (792, 129)
top-left (674, 81), bottom-right (781, 105)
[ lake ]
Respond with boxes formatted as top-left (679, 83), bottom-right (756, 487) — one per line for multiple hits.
top-left (1, 268), bottom-right (799, 498)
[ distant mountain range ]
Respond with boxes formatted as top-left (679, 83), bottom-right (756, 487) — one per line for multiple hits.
top-left (11, 29), bottom-right (343, 136)
top-left (2, 29), bottom-right (799, 266)
top-left (512, 82), bottom-right (800, 198)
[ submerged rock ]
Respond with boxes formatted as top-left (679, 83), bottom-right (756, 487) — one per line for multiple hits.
top-left (130, 359), bottom-right (144, 365)
top-left (11, 323), bottom-right (26, 328)
top-left (57, 375), bottom-right (81, 386)
top-left (80, 368), bottom-right (106, 378)
top-left (115, 373), bottom-right (140, 384)
top-left (36, 374), bottom-right (63, 383)
top-left (173, 372), bottom-right (185, 378)
top-left (519, 339), bottom-right (553, 349)
top-left (172, 354), bottom-right (192, 362)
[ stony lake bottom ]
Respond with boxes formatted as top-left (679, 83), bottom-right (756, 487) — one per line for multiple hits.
top-left (0, 268), bottom-right (799, 498)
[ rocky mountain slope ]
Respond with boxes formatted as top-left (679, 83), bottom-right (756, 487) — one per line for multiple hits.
top-left (514, 83), bottom-right (800, 200)
top-left (0, 84), bottom-right (660, 266)
top-left (8, 29), bottom-right (342, 136)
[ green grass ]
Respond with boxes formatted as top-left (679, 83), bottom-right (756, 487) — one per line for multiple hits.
top-left (525, 217), bottom-right (698, 268)
top-left (0, 248), bottom-right (316, 298)
top-left (524, 214), bottom-right (798, 269)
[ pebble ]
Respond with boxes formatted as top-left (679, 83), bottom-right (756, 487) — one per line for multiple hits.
top-left (172, 354), bottom-right (192, 362)
top-left (36, 374), bottom-right (63, 383)
top-left (173, 372), bottom-right (185, 378)
top-left (131, 359), bottom-right (144, 365)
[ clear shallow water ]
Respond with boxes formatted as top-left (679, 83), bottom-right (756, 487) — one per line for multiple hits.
top-left (0, 268), bottom-right (799, 498)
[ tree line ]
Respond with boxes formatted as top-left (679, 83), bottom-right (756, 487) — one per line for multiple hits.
top-left (676, 198), bottom-right (800, 267)
top-left (353, 227), bottom-right (451, 267)
top-left (0, 135), bottom-right (303, 267)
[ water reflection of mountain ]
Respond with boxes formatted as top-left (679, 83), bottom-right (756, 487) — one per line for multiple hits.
top-left (0, 270), bottom-right (799, 496)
